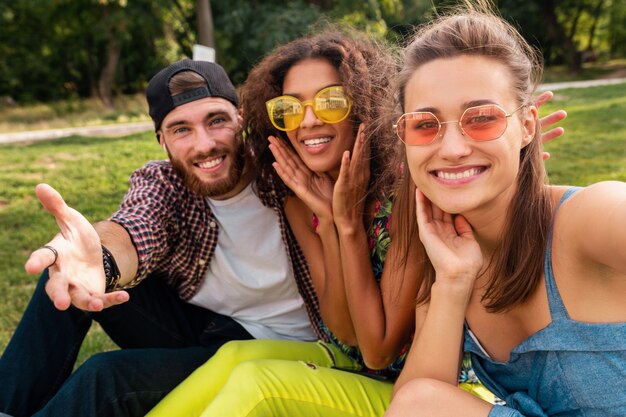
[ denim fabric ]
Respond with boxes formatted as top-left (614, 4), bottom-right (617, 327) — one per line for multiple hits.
top-left (488, 405), bottom-right (525, 417)
top-left (465, 188), bottom-right (626, 417)
top-left (0, 270), bottom-right (252, 417)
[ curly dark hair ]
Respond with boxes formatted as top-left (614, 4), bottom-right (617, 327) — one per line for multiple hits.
top-left (240, 26), bottom-right (399, 203)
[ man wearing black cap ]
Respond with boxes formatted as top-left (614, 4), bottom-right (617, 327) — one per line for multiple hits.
top-left (0, 59), bottom-right (324, 417)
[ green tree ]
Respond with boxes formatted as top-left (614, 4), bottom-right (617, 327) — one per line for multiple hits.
top-left (1, 0), bottom-right (623, 107)
top-left (607, 0), bottom-right (626, 57)
top-left (498, 0), bottom-right (616, 73)
top-left (51, 0), bottom-right (168, 108)
top-left (208, 0), bottom-right (402, 84)
top-left (196, 0), bottom-right (215, 50)
top-left (0, 1), bottom-right (58, 102)
top-left (0, 0), bottom-right (172, 105)
top-left (208, 0), bottom-right (323, 84)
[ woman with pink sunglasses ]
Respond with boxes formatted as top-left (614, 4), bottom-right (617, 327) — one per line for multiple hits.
top-left (384, 1), bottom-right (626, 416)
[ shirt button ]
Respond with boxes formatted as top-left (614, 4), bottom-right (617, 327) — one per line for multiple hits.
top-left (209, 221), bottom-right (217, 228)
top-left (198, 259), bottom-right (206, 266)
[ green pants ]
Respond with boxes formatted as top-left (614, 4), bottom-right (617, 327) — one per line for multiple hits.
top-left (147, 339), bottom-right (393, 417)
top-left (147, 339), bottom-right (494, 416)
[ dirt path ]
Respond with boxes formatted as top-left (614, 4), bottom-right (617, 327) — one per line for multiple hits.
top-left (537, 77), bottom-right (626, 91)
top-left (0, 121), bottom-right (152, 145)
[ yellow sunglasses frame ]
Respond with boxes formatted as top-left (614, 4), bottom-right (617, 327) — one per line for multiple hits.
top-left (265, 85), bottom-right (352, 132)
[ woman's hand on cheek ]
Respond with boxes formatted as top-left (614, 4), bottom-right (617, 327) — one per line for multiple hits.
top-left (414, 188), bottom-right (483, 286)
top-left (333, 124), bottom-right (370, 231)
top-left (268, 135), bottom-right (334, 219)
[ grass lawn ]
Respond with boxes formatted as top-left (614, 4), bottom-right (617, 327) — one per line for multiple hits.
top-left (0, 132), bottom-right (163, 363)
top-left (0, 93), bottom-right (149, 133)
top-left (542, 58), bottom-right (626, 83)
top-left (0, 82), bottom-right (625, 366)
top-left (543, 82), bottom-right (626, 184)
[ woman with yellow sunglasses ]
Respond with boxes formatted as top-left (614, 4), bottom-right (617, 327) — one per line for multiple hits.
top-left (148, 28), bottom-right (412, 417)
top-left (148, 26), bottom-right (566, 417)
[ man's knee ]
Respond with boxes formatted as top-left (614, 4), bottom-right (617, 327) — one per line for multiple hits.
top-left (39, 351), bottom-right (165, 417)
top-left (70, 351), bottom-right (131, 384)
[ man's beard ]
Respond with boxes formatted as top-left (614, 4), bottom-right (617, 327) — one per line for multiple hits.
top-left (169, 137), bottom-right (246, 198)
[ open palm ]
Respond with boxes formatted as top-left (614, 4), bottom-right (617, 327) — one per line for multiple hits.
top-left (24, 184), bottom-right (128, 311)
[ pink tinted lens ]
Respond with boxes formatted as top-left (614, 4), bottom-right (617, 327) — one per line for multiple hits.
top-left (398, 112), bottom-right (440, 145)
top-left (461, 105), bottom-right (508, 141)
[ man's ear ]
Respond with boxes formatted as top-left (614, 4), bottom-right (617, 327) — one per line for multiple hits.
top-left (521, 105), bottom-right (538, 147)
top-left (237, 109), bottom-right (244, 129)
top-left (158, 134), bottom-right (167, 152)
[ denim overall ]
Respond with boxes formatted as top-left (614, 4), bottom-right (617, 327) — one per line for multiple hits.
top-left (464, 188), bottom-right (626, 417)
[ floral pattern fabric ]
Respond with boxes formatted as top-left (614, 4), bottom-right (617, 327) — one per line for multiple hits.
top-left (319, 197), bottom-right (406, 377)
top-left (317, 197), bottom-right (483, 387)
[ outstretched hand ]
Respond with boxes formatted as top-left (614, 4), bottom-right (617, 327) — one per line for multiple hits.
top-left (24, 184), bottom-right (129, 311)
top-left (535, 91), bottom-right (567, 160)
top-left (333, 124), bottom-right (370, 230)
top-left (268, 136), bottom-right (334, 220)
top-left (414, 188), bottom-right (482, 285)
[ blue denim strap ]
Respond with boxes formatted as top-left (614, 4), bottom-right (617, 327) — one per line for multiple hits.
top-left (543, 187), bottom-right (581, 321)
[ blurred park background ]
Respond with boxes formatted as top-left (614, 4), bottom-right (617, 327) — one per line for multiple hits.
top-left (1, 0), bottom-right (626, 364)
top-left (1, 0), bottom-right (626, 132)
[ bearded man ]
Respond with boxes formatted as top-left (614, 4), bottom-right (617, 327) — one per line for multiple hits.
top-left (0, 60), bottom-right (323, 417)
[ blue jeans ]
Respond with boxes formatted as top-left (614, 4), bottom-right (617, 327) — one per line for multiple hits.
top-left (0, 270), bottom-right (253, 417)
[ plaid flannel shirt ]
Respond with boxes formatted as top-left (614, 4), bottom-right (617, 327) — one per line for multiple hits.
top-left (109, 160), bottom-right (325, 340)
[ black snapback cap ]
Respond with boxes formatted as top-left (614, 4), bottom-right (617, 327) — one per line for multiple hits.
top-left (146, 59), bottom-right (238, 135)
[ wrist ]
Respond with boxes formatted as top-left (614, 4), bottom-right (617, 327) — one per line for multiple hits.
top-left (431, 278), bottom-right (474, 306)
top-left (102, 245), bottom-right (121, 293)
top-left (335, 220), bottom-right (362, 238)
top-left (314, 215), bottom-right (336, 235)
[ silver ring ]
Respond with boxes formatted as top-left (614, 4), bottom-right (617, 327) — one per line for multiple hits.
top-left (42, 245), bottom-right (59, 267)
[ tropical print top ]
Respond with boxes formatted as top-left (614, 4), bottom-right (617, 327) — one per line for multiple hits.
top-left (316, 197), bottom-right (408, 377)
top-left (315, 197), bottom-right (484, 386)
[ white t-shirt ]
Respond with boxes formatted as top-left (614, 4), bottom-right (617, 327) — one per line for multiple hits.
top-left (189, 183), bottom-right (315, 341)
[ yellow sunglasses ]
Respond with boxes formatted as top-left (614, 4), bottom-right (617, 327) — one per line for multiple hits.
top-left (265, 85), bottom-right (352, 132)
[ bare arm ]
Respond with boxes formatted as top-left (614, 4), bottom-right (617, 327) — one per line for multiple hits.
top-left (93, 220), bottom-right (138, 284)
top-left (335, 217), bottom-right (421, 368)
top-left (393, 189), bottom-right (482, 394)
top-left (333, 126), bottom-right (420, 368)
top-left (564, 182), bottom-right (626, 275)
top-left (269, 136), bottom-right (357, 344)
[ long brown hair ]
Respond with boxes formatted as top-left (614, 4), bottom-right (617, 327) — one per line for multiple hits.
top-left (240, 26), bottom-right (398, 203)
top-left (389, 1), bottom-right (553, 312)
